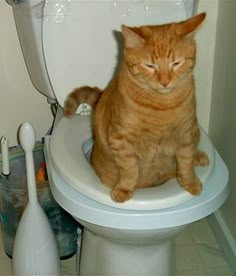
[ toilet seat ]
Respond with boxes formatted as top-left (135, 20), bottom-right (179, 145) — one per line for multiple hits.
top-left (49, 114), bottom-right (215, 211)
top-left (45, 133), bottom-right (229, 230)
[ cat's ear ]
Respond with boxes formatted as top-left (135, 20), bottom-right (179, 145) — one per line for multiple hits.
top-left (176, 13), bottom-right (206, 37)
top-left (121, 25), bottom-right (145, 49)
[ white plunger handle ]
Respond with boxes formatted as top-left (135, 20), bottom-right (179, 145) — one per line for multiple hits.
top-left (19, 122), bottom-right (38, 204)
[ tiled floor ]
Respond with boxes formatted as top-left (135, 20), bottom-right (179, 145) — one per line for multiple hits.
top-left (175, 218), bottom-right (233, 276)
top-left (0, 217), bottom-right (234, 275)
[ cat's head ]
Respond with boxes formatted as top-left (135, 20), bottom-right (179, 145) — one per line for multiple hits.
top-left (121, 13), bottom-right (206, 94)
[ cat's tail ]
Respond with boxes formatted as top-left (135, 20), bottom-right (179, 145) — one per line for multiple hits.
top-left (64, 86), bottom-right (102, 118)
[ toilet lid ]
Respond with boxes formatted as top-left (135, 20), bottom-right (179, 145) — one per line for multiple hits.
top-left (49, 114), bottom-right (215, 210)
top-left (43, 0), bottom-right (191, 109)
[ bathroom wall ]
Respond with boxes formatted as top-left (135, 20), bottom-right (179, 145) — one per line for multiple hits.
top-left (195, 0), bottom-right (218, 131)
top-left (0, 2), bottom-right (52, 147)
top-left (208, 0), bottom-right (236, 270)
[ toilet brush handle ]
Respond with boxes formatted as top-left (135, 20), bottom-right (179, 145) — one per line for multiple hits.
top-left (19, 122), bottom-right (38, 204)
top-left (1, 136), bottom-right (10, 177)
top-left (25, 151), bottom-right (38, 204)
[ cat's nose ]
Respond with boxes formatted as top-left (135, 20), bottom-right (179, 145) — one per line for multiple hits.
top-left (160, 79), bottom-right (170, 87)
top-left (159, 73), bottom-right (170, 87)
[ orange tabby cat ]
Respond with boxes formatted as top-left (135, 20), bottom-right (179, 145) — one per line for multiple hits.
top-left (64, 13), bottom-right (209, 203)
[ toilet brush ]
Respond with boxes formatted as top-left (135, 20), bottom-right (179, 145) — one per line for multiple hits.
top-left (12, 122), bottom-right (61, 275)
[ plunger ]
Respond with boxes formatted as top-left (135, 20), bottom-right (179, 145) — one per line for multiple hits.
top-left (12, 122), bottom-right (61, 275)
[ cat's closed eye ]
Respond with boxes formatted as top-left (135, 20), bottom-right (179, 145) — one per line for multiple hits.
top-left (144, 63), bottom-right (159, 70)
top-left (170, 59), bottom-right (184, 69)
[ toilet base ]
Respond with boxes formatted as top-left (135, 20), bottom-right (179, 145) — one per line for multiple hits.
top-left (78, 227), bottom-right (176, 276)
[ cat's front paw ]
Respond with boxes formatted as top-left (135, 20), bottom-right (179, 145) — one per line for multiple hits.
top-left (178, 176), bottom-right (202, 195)
top-left (111, 187), bottom-right (133, 203)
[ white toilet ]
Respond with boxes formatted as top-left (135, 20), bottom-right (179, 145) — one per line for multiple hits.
top-left (12, 0), bottom-right (229, 275)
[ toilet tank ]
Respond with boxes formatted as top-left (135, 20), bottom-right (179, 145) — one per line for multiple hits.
top-left (12, 0), bottom-right (56, 102)
top-left (11, 0), bottom-right (198, 105)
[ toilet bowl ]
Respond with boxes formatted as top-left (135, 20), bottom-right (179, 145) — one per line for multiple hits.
top-left (11, 0), bottom-right (229, 275)
top-left (43, 111), bottom-right (229, 275)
